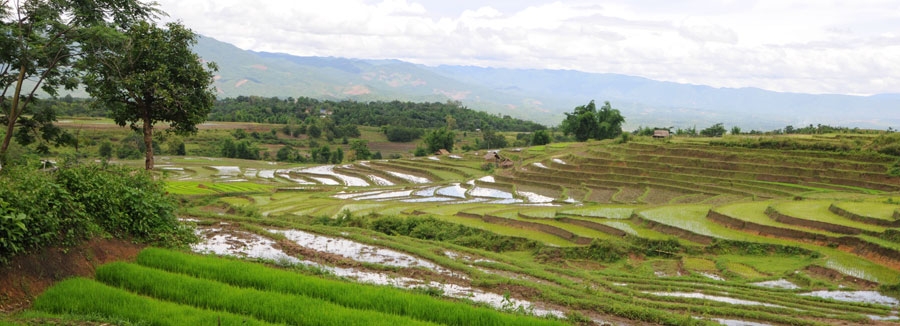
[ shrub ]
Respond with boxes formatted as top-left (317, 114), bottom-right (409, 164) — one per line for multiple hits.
top-left (0, 163), bottom-right (194, 264)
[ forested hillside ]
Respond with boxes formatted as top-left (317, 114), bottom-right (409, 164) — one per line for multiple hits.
top-left (208, 96), bottom-right (546, 132)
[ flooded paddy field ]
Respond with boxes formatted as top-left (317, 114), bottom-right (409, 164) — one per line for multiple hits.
top-left (151, 142), bottom-right (900, 326)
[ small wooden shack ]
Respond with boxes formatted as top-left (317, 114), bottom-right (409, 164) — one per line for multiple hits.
top-left (653, 130), bottom-right (670, 139)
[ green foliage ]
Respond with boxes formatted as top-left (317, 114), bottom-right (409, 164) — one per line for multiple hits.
top-left (221, 138), bottom-right (260, 160)
top-left (0, 166), bottom-right (87, 263)
top-left (81, 21), bottom-right (217, 169)
top-left (97, 141), bottom-right (113, 159)
top-left (384, 125), bottom-right (424, 142)
top-left (0, 0), bottom-right (159, 156)
top-left (479, 129), bottom-right (508, 149)
top-left (359, 216), bottom-right (539, 252)
top-left (700, 123), bottom-right (727, 137)
top-left (209, 97), bottom-right (544, 132)
top-left (530, 129), bottom-right (551, 146)
top-left (423, 127), bottom-right (455, 153)
top-left (560, 100), bottom-right (624, 141)
top-left (889, 160), bottom-right (900, 176)
top-left (350, 140), bottom-right (371, 160)
top-left (880, 282), bottom-right (900, 299)
top-left (0, 164), bottom-right (193, 264)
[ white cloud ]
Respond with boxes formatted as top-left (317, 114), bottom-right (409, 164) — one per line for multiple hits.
top-left (154, 0), bottom-right (900, 95)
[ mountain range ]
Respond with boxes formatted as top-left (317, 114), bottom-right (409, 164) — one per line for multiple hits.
top-left (194, 36), bottom-right (899, 131)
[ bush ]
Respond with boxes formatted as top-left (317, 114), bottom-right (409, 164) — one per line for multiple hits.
top-left (0, 163), bottom-right (194, 265)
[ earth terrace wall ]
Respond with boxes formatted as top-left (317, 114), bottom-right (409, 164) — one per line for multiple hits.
top-left (706, 210), bottom-right (835, 244)
top-left (554, 217), bottom-right (629, 237)
top-left (482, 214), bottom-right (593, 245)
top-left (605, 145), bottom-right (890, 176)
top-left (710, 211), bottom-right (900, 269)
top-left (366, 161), bottom-right (443, 182)
top-left (492, 175), bottom-right (566, 200)
top-left (764, 207), bottom-right (869, 236)
top-left (350, 163), bottom-right (414, 185)
top-left (631, 213), bottom-right (714, 245)
top-left (631, 143), bottom-right (894, 169)
top-left (395, 160), bottom-right (474, 178)
top-left (828, 203), bottom-right (900, 227)
top-left (565, 154), bottom-right (802, 197)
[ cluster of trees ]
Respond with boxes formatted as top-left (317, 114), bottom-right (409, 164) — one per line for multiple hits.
top-left (560, 101), bottom-right (625, 142)
top-left (209, 97), bottom-right (545, 133)
top-left (0, 0), bottom-right (217, 170)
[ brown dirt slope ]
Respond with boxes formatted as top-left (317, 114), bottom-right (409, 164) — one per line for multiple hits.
top-left (0, 239), bottom-right (144, 313)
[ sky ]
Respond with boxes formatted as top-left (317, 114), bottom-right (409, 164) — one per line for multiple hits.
top-left (153, 0), bottom-right (900, 96)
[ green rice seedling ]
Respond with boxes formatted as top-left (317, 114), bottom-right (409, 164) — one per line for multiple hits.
top-left (682, 257), bottom-right (718, 273)
top-left (773, 201), bottom-right (888, 233)
top-left (722, 261), bottom-right (767, 279)
top-left (96, 262), bottom-right (440, 326)
top-left (833, 201), bottom-right (899, 222)
top-left (638, 205), bottom-right (756, 241)
top-left (558, 206), bottom-right (634, 219)
top-left (32, 278), bottom-right (276, 326)
top-left (135, 249), bottom-right (568, 326)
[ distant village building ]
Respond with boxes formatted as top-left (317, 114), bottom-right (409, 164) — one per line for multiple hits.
top-left (436, 149), bottom-right (450, 155)
top-left (653, 130), bottom-right (670, 139)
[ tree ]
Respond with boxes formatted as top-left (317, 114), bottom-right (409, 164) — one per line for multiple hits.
top-left (350, 140), bottom-right (371, 161)
top-left (560, 100), bottom-right (624, 141)
top-left (423, 127), bottom-right (455, 153)
top-left (731, 126), bottom-right (742, 135)
top-left (700, 123), bottom-right (727, 137)
top-left (560, 101), bottom-right (599, 141)
top-left (81, 21), bottom-right (217, 170)
top-left (532, 129), bottom-right (551, 146)
top-left (0, 0), bottom-right (159, 160)
top-left (479, 128), bottom-right (508, 149)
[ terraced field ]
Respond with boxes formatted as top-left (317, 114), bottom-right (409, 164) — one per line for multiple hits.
top-left (22, 138), bottom-right (900, 325)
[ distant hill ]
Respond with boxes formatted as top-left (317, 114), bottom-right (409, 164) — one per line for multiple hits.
top-left (192, 36), bottom-right (900, 131)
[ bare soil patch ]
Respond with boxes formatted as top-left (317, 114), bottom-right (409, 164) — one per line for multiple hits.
top-left (0, 239), bottom-right (144, 313)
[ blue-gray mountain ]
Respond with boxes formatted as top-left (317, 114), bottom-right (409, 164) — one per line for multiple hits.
top-left (195, 36), bottom-right (898, 131)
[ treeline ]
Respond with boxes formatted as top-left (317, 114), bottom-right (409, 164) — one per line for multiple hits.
top-left (209, 96), bottom-right (545, 132)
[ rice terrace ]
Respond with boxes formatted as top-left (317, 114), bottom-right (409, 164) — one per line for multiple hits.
top-left (6, 123), bottom-right (900, 325)
top-left (3, 1), bottom-right (900, 325)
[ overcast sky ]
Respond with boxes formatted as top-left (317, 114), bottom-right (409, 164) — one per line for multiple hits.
top-left (154, 0), bottom-right (900, 96)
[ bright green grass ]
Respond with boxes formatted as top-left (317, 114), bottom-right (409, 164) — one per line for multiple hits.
top-left (833, 201), bottom-right (899, 222)
top-left (517, 207), bottom-right (559, 218)
top-left (97, 262), bottom-right (441, 326)
top-left (134, 249), bottom-right (568, 326)
top-left (220, 196), bottom-right (252, 206)
top-left (723, 261), bottom-right (767, 279)
top-left (715, 202), bottom-right (844, 237)
top-left (638, 205), bottom-right (758, 241)
top-left (682, 257), bottom-right (717, 273)
top-left (558, 206), bottom-right (634, 219)
top-left (773, 201), bottom-right (889, 233)
top-left (713, 255), bottom-right (814, 276)
top-left (821, 250), bottom-right (900, 284)
top-left (32, 278), bottom-right (275, 326)
top-left (166, 181), bottom-right (273, 195)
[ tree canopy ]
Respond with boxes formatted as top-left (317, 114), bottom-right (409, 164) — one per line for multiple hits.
top-left (0, 0), bottom-right (159, 161)
top-left (81, 21), bottom-right (217, 170)
top-left (560, 100), bottom-right (624, 141)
